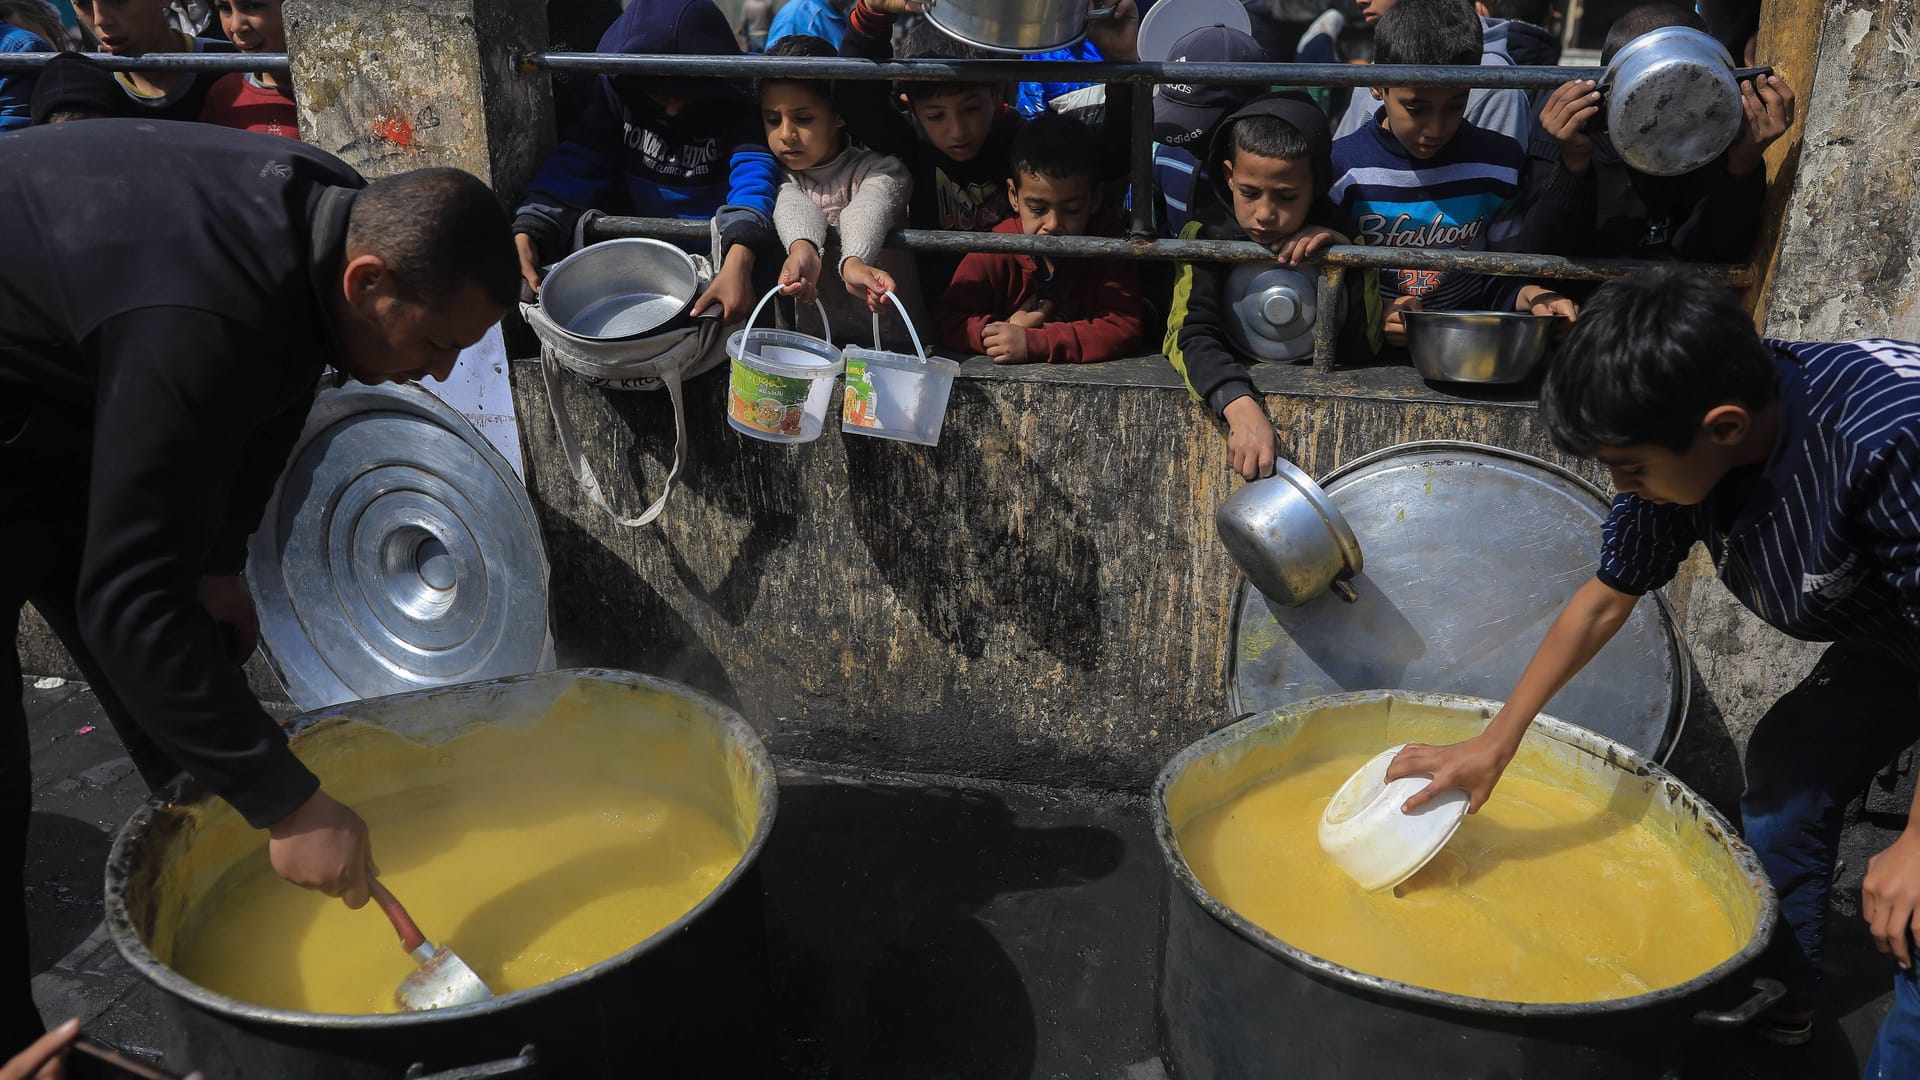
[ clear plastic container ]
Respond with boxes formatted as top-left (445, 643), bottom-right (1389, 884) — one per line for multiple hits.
top-left (725, 289), bottom-right (843, 444)
top-left (840, 292), bottom-right (958, 447)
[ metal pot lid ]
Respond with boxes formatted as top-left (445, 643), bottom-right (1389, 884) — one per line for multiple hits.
top-left (247, 382), bottom-right (555, 710)
top-left (1228, 441), bottom-right (1689, 761)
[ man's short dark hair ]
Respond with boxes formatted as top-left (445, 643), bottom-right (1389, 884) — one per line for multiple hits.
top-left (1229, 113), bottom-right (1311, 163)
top-left (346, 168), bottom-right (519, 307)
top-left (1539, 270), bottom-right (1779, 455)
top-left (1479, 0), bottom-right (1554, 26)
top-left (1602, 4), bottom-right (1707, 64)
top-left (1010, 111), bottom-right (1098, 185)
top-left (898, 19), bottom-right (999, 102)
top-left (761, 33), bottom-right (835, 101)
top-left (1374, 0), bottom-right (1483, 68)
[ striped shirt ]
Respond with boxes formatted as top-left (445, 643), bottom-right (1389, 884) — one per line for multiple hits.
top-left (1599, 339), bottom-right (1920, 668)
top-left (1330, 110), bottom-right (1526, 312)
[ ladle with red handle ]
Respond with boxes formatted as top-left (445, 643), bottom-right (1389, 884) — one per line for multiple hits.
top-left (369, 878), bottom-right (494, 1010)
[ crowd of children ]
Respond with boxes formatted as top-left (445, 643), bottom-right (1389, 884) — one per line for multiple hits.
top-left (2, 0), bottom-right (1793, 481)
top-left (496, 0), bottom-right (1789, 484)
top-left (0, 0), bottom-right (295, 132)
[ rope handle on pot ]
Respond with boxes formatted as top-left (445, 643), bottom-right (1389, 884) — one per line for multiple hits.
top-left (869, 289), bottom-right (928, 363)
top-left (743, 284), bottom-right (833, 346)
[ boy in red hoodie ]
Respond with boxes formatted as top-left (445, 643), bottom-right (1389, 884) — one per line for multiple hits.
top-left (933, 113), bottom-right (1144, 365)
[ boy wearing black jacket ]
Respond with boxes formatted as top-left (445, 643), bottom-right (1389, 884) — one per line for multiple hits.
top-left (1164, 94), bottom-right (1383, 482)
top-left (1521, 4), bottom-right (1793, 264)
top-left (836, 0), bottom-right (1141, 286)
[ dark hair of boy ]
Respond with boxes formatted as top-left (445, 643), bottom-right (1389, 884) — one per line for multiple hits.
top-left (897, 18), bottom-right (997, 101)
top-left (1601, 4), bottom-right (1708, 64)
top-left (1373, 0), bottom-right (1483, 68)
top-left (348, 168), bottom-right (522, 307)
top-left (761, 32), bottom-right (835, 100)
top-left (1539, 270), bottom-right (1778, 455)
top-left (1010, 111), bottom-right (1098, 186)
top-left (1478, 0), bottom-right (1554, 24)
top-left (1230, 113), bottom-right (1311, 165)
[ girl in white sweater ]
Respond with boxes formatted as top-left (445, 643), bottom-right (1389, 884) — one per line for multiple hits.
top-left (760, 34), bottom-right (923, 347)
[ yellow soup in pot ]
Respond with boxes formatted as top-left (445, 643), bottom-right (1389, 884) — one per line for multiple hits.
top-left (167, 697), bottom-right (750, 1015)
top-left (1176, 716), bottom-right (1742, 1004)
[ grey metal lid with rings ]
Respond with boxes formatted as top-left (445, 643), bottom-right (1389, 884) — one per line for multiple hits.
top-left (1228, 441), bottom-right (1690, 761)
top-left (247, 382), bottom-right (555, 710)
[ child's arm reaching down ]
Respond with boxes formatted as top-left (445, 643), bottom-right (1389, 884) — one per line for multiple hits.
top-left (838, 154), bottom-right (912, 311)
top-left (774, 180), bottom-right (829, 304)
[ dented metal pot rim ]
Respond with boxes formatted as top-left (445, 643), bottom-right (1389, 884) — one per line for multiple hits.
top-left (100, 668), bottom-right (780, 1030)
top-left (1152, 689), bottom-right (1777, 1018)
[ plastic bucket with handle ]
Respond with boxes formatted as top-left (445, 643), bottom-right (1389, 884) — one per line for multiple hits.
top-left (726, 287), bottom-right (843, 444)
top-left (840, 291), bottom-right (958, 447)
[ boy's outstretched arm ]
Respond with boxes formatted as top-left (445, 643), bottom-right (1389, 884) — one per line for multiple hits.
top-left (1390, 577), bottom-right (1639, 812)
top-left (836, 1), bottom-right (918, 159)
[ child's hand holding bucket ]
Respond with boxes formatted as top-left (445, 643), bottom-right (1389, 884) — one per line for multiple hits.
top-left (780, 241), bottom-right (822, 305)
top-left (842, 258), bottom-right (897, 313)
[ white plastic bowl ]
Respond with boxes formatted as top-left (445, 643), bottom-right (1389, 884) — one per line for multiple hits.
top-left (1317, 743), bottom-right (1470, 892)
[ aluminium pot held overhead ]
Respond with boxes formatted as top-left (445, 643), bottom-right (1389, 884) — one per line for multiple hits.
top-left (1154, 690), bottom-right (1783, 1080)
top-left (921, 0), bottom-right (1120, 55)
top-left (102, 669), bottom-right (779, 1080)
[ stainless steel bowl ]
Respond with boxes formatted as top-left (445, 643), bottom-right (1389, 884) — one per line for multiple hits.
top-left (1402, 310), bottom-right (1553, 384)
top-left (1214, 458), bottom-right (1364, 607)
top-left (539, 238), bottom-right (700, 342)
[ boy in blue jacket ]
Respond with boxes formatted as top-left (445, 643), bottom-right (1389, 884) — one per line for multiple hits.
top-left (513, 0), bottom-right (779, 322)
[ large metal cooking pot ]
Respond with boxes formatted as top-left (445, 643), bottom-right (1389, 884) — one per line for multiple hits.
top-left (1602, 26), bottom-right (1744, 177)
top-left (922, 0), bottom-right (1118, 55)
top-left (103, 669), bottom-right (778, 1080)
top-left (538, 238), bottom-right (700, 341)
top-left (1214, 458), bottom-right (1363, 607)
top-left (1154, 691), bottom-right (1782, 1080)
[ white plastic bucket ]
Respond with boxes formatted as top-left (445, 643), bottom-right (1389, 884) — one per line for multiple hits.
top-left (840, 291), bottom-right (958, 447)
top-left (725, 288), bottom-right (843, 444)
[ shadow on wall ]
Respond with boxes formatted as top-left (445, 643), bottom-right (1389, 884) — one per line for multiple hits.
top-left (759, 779), bottom-right (1127, 1079)
top-left (532, 502), bottom-right (740, 710)
top-left (584, 365), bottom-right (805, 629)
top-left (843, 381), bottom-right (1106, 671)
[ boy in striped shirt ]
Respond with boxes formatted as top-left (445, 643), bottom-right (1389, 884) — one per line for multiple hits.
top-left (1328, 0), bottom-right (1575, 345)
top-left (1394, 271), bottom-right (1920, 1066)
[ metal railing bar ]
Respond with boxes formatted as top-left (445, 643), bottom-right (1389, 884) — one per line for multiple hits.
top-left (518, 51), bottom-right (1770, 91)
top-left (0, 51), bottom-right (286, 74)
top-left (583, 215), bottom-right (1753, 285)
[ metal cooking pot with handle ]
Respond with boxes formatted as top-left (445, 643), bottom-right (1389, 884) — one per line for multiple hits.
top-left (1602, 25), bottom-right (1744, 176)
top-left (922, 0), bottom-right (1119, 55)
top-left (1155, 691), bottom-right (1783, 1080)
top-left (537, 238), bottom-right (700, 342)
top-left (102, 669), bottom-right (779, 1080)
top-left (1214, 458), bottom-right (1364, 607)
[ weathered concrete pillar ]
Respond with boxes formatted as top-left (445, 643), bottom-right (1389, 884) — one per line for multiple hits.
top-left (285, 0), bottom-right (553, 200)
top-left (1759, 0), bottom-right (1920, 338)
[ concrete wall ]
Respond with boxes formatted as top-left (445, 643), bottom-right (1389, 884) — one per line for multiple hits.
top-left (512, 355), bottom-right (1774, 812)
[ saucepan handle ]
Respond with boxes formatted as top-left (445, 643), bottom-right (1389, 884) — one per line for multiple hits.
top-left (405, 1045), bottom-right (541, 1080)
top-left (1692, 977), bottom-right (1786, 1027)
top-left (1212, 711), bottom-right (1260, 733)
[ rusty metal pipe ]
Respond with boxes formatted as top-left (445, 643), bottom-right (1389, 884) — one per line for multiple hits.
top-left (0, 51), bottom-right (284, 73)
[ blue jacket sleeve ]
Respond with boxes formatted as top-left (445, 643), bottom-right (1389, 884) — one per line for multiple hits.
top-left (715, 123), bottom-right (779, 254)
top-left (513, 87), bottom-right (623, 263)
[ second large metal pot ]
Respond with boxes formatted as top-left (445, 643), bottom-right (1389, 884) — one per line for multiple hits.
top-left (103, 669), bottom-right (779, 1080)
top-left (922, 0), bottom-right (1115, 55)
top-left (1155, 691), bottom-right (1781, 1080)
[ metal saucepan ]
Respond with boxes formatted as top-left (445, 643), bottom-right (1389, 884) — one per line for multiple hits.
top-left (1215, 458), bottom-right (1363, 607)
top-left (1602, 25), bottom-right (1744, 176)
top-left (922, 0), bottom-right (1119, 55)
top-left (538, 238), bottom-right (700, 342)
top-left (1402, 310), bottom-right (1553, 385)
